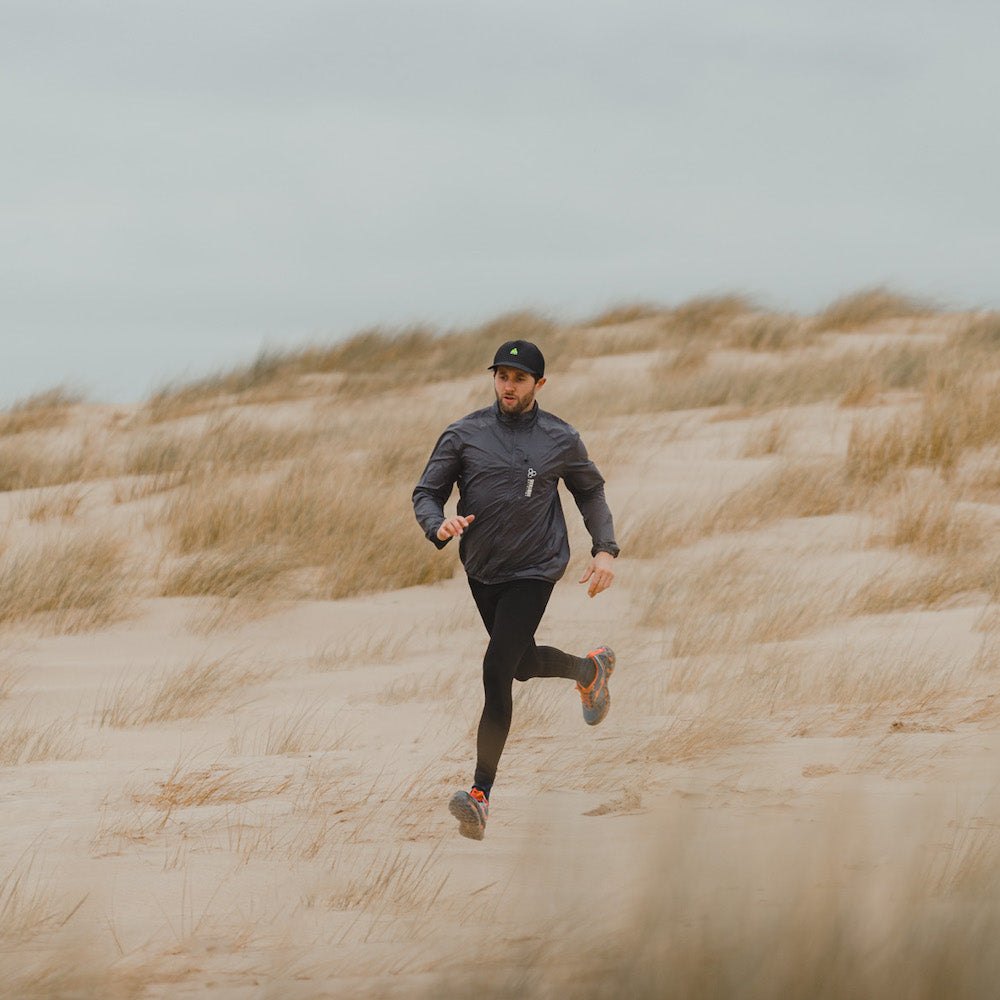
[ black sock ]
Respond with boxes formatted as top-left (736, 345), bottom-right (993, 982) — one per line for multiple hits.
top-left (473, 782), bottom-right (491, 801)
top-left (577, 655), bottom-right (596, 688)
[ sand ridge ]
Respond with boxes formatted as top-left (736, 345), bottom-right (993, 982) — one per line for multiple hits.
top-left (1, 296), bottom-right (999, 997)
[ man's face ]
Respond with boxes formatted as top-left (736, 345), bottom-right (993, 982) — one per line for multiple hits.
top-left (493, 366), bottom-right (545, 416)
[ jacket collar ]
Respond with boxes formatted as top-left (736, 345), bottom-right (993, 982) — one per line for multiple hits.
top-left (494, 401), bottom-right (539, 427)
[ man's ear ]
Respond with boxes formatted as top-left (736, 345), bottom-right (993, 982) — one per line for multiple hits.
top-left (535, 377), bottom-right (547, 389)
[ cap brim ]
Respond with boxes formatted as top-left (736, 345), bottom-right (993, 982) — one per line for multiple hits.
top-left (488, 362), bottom-right (539, 376)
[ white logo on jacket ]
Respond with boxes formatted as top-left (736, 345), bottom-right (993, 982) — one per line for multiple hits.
top-left (525, 468), bottom-right (537, 497)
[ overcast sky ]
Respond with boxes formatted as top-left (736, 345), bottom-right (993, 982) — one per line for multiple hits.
top-left (3, 0), bottom-right (998, 406)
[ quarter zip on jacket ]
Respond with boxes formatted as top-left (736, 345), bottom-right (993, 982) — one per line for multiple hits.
top-left (496, 402), bottom-right (537, 498)
top-left (496, 405), bottom-right (533, 541)
top-left (497, 406), bottom-right (534, 535)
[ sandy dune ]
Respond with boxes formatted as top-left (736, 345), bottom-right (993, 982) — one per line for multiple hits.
top-left (2, 298), bottom-right (999, 997)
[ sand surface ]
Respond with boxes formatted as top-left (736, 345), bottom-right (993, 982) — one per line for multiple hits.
top-left (2, 312), bottom-right (999, 997)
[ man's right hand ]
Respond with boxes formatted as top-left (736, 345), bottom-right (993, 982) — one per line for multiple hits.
top-left (437, 514), bottom-right (476, 541)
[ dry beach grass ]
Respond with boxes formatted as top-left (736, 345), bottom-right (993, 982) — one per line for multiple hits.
top-left (1, 292), bottom-right (1000, 997)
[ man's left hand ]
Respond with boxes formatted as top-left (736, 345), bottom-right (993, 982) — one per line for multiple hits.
top-left (580, 551), bottom-right (615, 598)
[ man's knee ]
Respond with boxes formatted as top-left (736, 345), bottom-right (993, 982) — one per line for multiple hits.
top-left (513, 660), bottom-right (535, 683)
top-left (482, 662), bottom-right (512, 705)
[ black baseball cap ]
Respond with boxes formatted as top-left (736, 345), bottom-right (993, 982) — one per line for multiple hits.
top-left (488, 340), bottom-right (545, 378)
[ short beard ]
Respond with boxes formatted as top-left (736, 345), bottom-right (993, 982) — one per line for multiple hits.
top-left (496, 389), bottom-right (534, 415)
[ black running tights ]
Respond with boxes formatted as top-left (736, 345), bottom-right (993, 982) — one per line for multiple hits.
top-left (467, 577), bottom-right (587, 794)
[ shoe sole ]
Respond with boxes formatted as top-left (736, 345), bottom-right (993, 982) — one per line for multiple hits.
top-left (449, 792), bottom-right (486, 841)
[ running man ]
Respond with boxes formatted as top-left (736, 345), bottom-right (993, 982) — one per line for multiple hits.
top-left (412, 339), bottom-right (619, 840)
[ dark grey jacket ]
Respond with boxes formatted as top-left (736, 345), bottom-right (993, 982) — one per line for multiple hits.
top-left (412, 402), bottom-right (619, 584)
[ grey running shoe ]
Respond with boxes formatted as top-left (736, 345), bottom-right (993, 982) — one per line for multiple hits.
top-left (449, 787), bottom-right (489, 840)
top-left (576, 646), bottom-right (615, 726)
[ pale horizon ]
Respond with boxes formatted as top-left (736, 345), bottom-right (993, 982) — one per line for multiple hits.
top-left (4, 1), bottom-right (999, 406)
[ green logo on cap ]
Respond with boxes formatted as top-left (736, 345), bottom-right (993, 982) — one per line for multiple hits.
top-left (510, 348), bottom-right (519, 355)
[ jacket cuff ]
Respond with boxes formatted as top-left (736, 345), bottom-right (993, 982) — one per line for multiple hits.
top-left (428, 530), bottom-right (450, 550)
top-left (591, 543), bottom-right (620, 558)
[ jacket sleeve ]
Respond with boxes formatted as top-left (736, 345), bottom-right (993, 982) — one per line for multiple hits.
top-left (562, 432), bottom-right (620, 558)
top-left (412, 428), bottom-right (462, 549)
